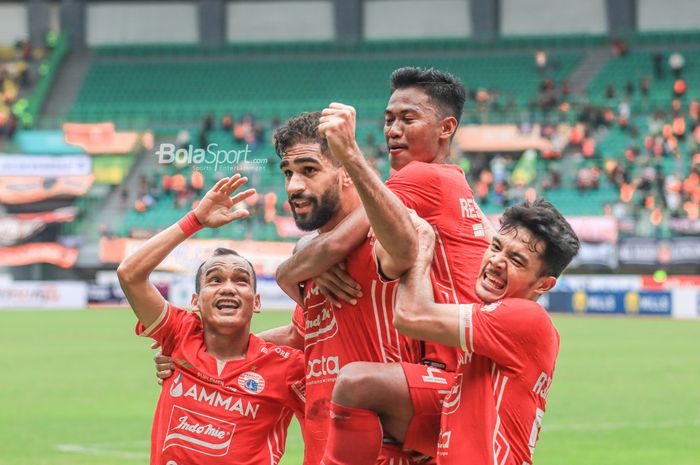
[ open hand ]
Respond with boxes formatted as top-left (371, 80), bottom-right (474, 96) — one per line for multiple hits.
top-left (193, 174), bottom-right (256, 228)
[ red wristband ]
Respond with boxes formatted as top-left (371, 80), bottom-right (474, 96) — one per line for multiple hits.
top-left (178, 211), bottom-right (204, 237)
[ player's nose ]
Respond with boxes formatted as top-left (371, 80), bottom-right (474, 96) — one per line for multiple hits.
top-left (286, 172), bottom-right (306, 195)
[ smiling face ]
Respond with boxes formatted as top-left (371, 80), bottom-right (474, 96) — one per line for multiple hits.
top-left (476, 225), bottom-right (557, 303)
top-left (192, 254), bottom-right (260, 333)
top-left (279, 142), bottom-right (343, 232)
top-left (384, 87), bottom-right (456, 171)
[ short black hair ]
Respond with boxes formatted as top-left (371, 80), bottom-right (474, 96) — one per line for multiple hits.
top-left (499, 199), bottom-right (580, 278)
top-left (273, 112), bottom-right (338, 166)
top-left (390, 67), bottom-right (466, 123)
top-left (195, 248), bottom-right (257, 293)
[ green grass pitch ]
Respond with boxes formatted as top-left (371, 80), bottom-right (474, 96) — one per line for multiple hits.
top-left (1, 309), bottom-right (699, 465)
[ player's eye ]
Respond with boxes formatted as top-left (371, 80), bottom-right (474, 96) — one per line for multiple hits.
top-left (282, 170), bottom-right (293, 179)
top-left (303, 166), bottom-right (317, 175)
top-left (491, 242), bottom-right (501, 251)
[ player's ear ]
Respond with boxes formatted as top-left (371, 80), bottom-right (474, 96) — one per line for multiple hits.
top-left (533, 276), bottom-right (557, 297)
top-left (252, 293), bottom-right (262, 314)
top-left (191, 293), bottom-right (201, 312)
top-left (440, 116), bottom-right (459, 140)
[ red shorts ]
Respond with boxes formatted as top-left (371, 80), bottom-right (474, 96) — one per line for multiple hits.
top-left (400, 362), bottom-right (454, 458)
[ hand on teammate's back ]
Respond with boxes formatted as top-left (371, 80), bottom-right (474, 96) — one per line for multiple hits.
top-left (313, 262), bottom-right (362, 308)
top-left (151, 341), bottom-right (175, 385)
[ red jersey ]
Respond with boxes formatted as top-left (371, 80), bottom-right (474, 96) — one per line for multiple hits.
top-left (437, 299), bottom-right (560, 465)
top-left (386, 161), bottom-right (490, 369)
top-left (137, 303), bottom-right (306, 465)
top-left (292, 237), bottom-right (416, 464)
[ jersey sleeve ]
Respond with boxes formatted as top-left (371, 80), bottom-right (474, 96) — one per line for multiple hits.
top-left (134, 302), bottom-right (190, 355)
top-left (292, 304), bottom-right (306, 337)
top-left (385, 162), bottom-right (441, 222)
top-left (459, 299), bottom-right (550, 373)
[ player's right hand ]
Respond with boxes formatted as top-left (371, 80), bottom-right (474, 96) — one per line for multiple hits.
top-left (193, 174), bottom-right (256, 228)
top-left (314, 262), bottom-right (362, 308)
top-left (408, 210), bottom-right (436, 259)
top-left (152, 347), bottom-right (175, 385)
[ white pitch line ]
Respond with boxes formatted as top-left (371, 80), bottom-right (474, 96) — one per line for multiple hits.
top-left (543, 419), bottom-right (700, 432)
top-left (55, 443), bottom-right (149, 459)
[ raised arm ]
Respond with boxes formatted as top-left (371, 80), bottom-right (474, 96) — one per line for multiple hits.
top-left (319, 103), bottom-right (418, 279)
top-left (117, 175), bottom-right (255, 327)
top-left (393, 215), bottom-right (461, 348)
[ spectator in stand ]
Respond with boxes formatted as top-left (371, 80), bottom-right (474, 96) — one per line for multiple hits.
top-left (611, 38), bottom-right (628, 57)
top-left (653, 53), bottom-right (664, 80)
top-left (625, 80), bottom-right (635, 97)
top-left (669, 52), bottom-right (685, 79)
top-left (535, 50), bottom-right (548, 75)
top-left (640, 77), bottom-right (650, 98)
top-left (221, 113), bottom-right (233, 131)
top-left (605, 84), bottom-right (616, 101)
top-left (202, 112), bottom-right (214, 133)
top-left (673, 78), bottom-right (687, 99)
top-left (190, 168), bottom-right (204, 196)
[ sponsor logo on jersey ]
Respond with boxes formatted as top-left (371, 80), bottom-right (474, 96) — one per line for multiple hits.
top-left (163, 405), bottom-right (235, 457)
top-left (303, 289), bottom-right (339, 346)
top-left (170, 374), bottom-right (184, 397)
top-left (441, 373), bottom-right (462, 415)
top-left (307, 355), bottom-right (340, 379)
top-left (238, 371), bottom-right (265, 395)
top-left (169, 376), bottom-right (260, 419)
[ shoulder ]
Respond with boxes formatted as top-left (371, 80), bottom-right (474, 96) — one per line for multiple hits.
top-left (497, 298), bottom-right (556, 339)
top-left (255, 336), bottom-right (304, 364)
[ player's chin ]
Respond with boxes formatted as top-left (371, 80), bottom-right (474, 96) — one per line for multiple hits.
top-left (475, 279), bottom-right (506, 303)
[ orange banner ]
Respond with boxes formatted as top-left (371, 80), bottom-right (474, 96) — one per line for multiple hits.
top-left (0, 243), bottom-right (78, 268)
top-left (0, 175), bottom-right (94, 204)
top-left (456, 124), bottom-right (555, 152)
top-left (63, 122), bottom-right (140, 154)
top-left (100, 238), bottom-right (294, 275)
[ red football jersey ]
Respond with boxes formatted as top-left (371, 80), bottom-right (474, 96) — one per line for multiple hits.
top-left (386, 161), bottom-right (490, 369)
top-left (293, 237), bottom-right (417, 464)
top-left (136, 303), bottom-right (306, 465)
top-left (437, 299), bottom-right (560, 465)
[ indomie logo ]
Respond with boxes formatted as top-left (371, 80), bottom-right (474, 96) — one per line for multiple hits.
top-left (163, 406), bottom-right (235, 457)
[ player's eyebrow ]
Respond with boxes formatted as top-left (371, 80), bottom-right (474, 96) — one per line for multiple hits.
top-left (385, 106), bottom-right (420, 116)
top-left (279, 157), bottom-right (322, 170)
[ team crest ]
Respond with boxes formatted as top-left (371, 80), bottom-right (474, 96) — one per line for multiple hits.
top-left (238, 371), bottom-right (265, 394)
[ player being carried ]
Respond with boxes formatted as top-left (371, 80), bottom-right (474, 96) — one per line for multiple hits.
top-left (317, 100), bottom-right (580, 465)
top-left (156, 67), bottom-right (494, 463)
top-left (117, 174), bottom-right (307, 465)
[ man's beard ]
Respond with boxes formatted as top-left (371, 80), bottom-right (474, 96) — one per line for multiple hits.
top-left (290, 183), bottom-right (341, 231)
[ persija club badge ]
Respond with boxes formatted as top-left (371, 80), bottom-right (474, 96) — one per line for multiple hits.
top-left (238, 372), bottom-right (265, 394)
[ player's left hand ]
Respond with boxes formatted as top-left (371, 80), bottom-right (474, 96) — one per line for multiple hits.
top-left (314, 262), bottom-right (362, 308)
top-left (318, 103), bottom-right (363, 163)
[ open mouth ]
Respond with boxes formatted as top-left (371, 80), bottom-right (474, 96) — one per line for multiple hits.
top-left (215, 299), bottom-right (242, 312)
top-left (482, 269), bottom-right (506, 293)
top-left (290, 198), bottom-right (314, 214)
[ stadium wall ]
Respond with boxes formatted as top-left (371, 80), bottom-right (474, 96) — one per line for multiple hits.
top-left (637, 0), bottom-right (700, 32)
top-left (500, 0), bottom-right (607, 36)
top-left (363, 0), bottom-right (471, 39)
top-left (226, 1), bottom-right (334, 42)
top-left (0, 2), bottom-right (27, 44)
top-left (86, 2), bottom-right (199, 45)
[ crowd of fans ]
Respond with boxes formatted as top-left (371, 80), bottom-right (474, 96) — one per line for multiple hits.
top-left (0, 40), bottom-right (35, 139)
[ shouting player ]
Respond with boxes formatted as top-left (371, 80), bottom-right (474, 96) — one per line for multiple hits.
top-left (117, 175), bottom-right (307, 465)
top-left (319, 118), bottom-right (579, 465)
